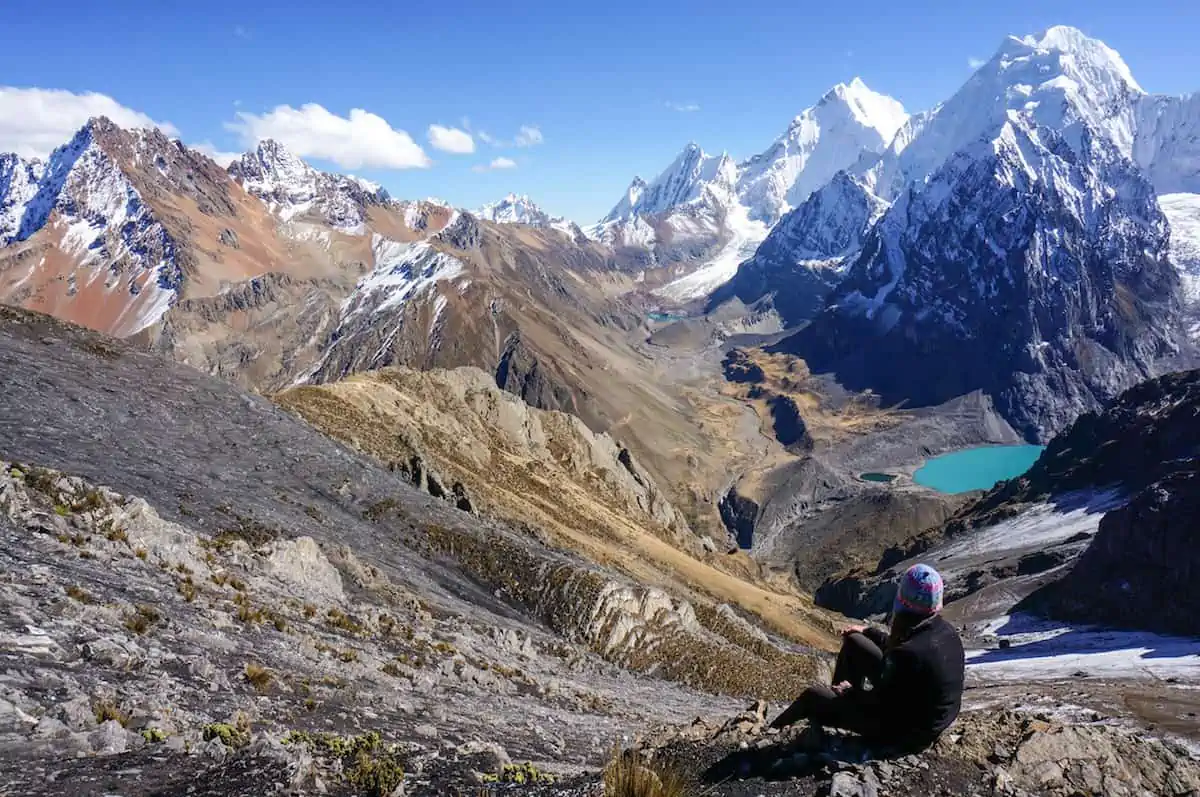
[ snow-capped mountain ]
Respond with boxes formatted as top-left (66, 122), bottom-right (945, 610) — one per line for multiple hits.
top-left (864, 26), bottom-right (1144, 202)
top-left (720, 26), bottom-right (1200, 336)
top-left (0, 120), bottom-right (190, 335)
top-left (0, 120), bottom-right (461, 339)
top-left (475, 193), bottom-right (579, 237)
top-left (737, 78), bottom-right (907, 223)
top-left (589, 80), bottom-right (906, 299)
top-left (228, 140), bottom-right (392, 233)
top-left (776, 26), bottom-right (1192, 441)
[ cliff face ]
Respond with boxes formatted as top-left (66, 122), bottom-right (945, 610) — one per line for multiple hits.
top-left (1020, 469), bottom-right (1200, 636)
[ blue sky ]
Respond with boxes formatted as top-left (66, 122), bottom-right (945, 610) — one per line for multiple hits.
top-left (2, 0), bottom-right (1199, 222)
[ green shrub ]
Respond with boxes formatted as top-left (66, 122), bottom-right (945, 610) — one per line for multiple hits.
top-left (283, 731), bottom-right (404, 796)
top-left (203, 715), bottom-right (251, 749)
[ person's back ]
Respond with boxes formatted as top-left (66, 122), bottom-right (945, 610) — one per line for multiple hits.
top-left (874, 611), bottom-right (965, 749)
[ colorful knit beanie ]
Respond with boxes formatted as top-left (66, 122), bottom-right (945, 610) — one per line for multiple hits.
top-left (894, 563), bottom-right (944, 617)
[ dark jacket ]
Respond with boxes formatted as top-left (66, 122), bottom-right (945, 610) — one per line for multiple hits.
top-left (861, 614), bottom-right (965, 747)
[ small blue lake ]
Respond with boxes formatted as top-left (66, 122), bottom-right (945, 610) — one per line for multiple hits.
top-left (913, 445), bottom-right (1045, 494)
top-left (648, 311), bottom-right (686, 323)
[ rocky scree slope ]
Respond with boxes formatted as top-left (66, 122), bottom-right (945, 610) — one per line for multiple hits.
top-left (0, 306), bottom-right (846, 789)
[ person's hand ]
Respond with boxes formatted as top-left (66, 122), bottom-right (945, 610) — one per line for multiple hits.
top-left (831, 681), bottom-right (852, 695)
top-left (840, 625), bottom-right (866, 636)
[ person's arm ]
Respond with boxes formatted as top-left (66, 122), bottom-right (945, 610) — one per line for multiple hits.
top-left (860, 625), bottom-right (888, 649)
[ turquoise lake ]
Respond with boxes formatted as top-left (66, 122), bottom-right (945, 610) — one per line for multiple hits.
top-left (913, 445), bottom-right (1045, 494)
top-left (648, 312), bottom-right (686, 323)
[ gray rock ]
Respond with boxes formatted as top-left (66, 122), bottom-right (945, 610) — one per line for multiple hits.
top-left (33, 717), bottom-right (70, 739)
top-left (828, 770), bottom-right (878, 797)
top-left (0, 697), bottom-right (37, 732)
top-left (89, 720), bottom-right (130, 755)
top-left (55, 696), bottom-right (96, 731)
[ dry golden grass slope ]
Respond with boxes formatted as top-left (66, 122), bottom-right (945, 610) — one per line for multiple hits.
top-left (276, 367), bottom-right (839, 652)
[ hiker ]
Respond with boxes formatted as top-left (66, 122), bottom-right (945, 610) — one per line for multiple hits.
top-left (769, 564), bottom-right (965, 751)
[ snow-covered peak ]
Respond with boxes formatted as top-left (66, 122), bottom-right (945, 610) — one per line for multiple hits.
top-left (737, 79), bottom-right (907, 223)
top-left (602, 143), bottom-right (735, 223)
top-left (866, 26), bottom-right (1146, 201)
top-left (476, 193), bottom-right (550, 225)
top-left (1017, 25), bottom-right (1142, 93)
top-left (476, 193), bottom-right (581, 237)
top-left (819, 78), bottom-right (909, 142)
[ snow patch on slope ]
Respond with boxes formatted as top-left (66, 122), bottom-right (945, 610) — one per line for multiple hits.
top-left (967, 613), bottom-right (1200, 682)
top-left (342, 236), bottom-right (464, 319)
top-left (653, 205), bottom-right (767, 302)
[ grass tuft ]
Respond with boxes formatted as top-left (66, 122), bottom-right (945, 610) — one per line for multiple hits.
top-left (123, 604), bottom-right (161, 635)
top-left (66, 584), bottom-right (96, 604)
top-left (203, 714), bottom-right (251, 749)
top-left (243, 662), bottom-right (273, 692)
top-left (603, 749), bottom-right (689, 797)
top-left (93, 699), bottom-right (130, 727)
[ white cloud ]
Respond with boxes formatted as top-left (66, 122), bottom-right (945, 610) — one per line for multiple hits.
top-left (427, 124), bottom-right (475, 154)
top-left (193, 141), bottom-right (241, 167)
top-left (968, 56), bottom-right (986, 69)
top-left (665, 101), bottom-right (701, 113)
top-left (472, 157), bottom-right (517, 173)
top-left (514, 125), bottom-right (543, 147)
top-left (478, 130), bottom-right (499, 146)
top-left (0, 86), bottom-right (178, 160)
top-left (227, 103), bottom-right (430, 169)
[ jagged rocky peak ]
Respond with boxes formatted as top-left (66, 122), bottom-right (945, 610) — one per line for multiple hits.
top-left (228, 138), bottom-right (389, 230)
top-left (434, 209), bottom-right (482, 250)
top-left (711, 172), bottom-right (888, 325)
top-left (788, 102), bottom-right (1183, 440)
top-left (228, 138), bottom-right (314, 190)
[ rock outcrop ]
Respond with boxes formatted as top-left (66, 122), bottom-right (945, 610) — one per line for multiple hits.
top-left (615, 703), bottom-right (1200, 797)
top-left (1020, 469), bottom-right (1200, 636)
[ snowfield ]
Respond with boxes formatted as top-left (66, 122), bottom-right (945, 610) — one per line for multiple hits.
top-left (968, 613), bottom-right (1200, 682)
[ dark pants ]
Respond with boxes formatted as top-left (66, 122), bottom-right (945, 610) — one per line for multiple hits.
top-left (770, 632), bottom-right (885, 736)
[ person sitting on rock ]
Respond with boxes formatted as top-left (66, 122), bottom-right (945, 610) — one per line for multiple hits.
top-left (769, 563), bottom-right (964, 752)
